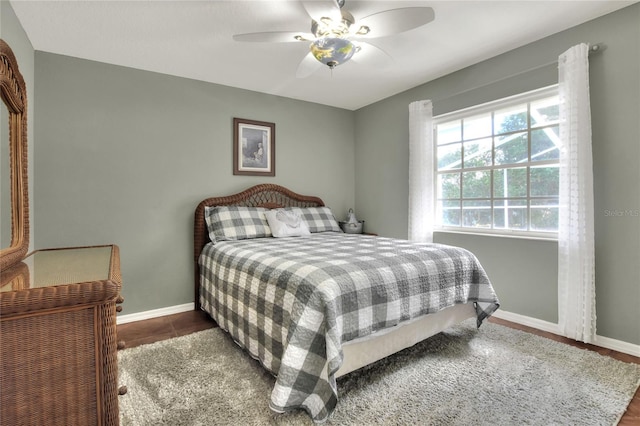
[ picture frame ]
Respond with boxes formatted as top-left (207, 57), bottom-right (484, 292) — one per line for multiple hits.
top-left (233, 117), bottom-right (275, 176)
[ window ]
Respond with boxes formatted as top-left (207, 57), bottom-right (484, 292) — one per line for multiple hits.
top-left (434, 86), bottom-right (559, 236)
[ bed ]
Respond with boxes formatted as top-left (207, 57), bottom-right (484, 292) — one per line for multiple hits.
top-left (193, 184), bottom-right (500, 422)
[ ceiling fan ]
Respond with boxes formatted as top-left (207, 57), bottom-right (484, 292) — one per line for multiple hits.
top-left (232, 0), bottom-right (435, 78)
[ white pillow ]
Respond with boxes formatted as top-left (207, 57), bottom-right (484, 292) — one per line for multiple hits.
top-left (265, 210), bottom-right (311, 238)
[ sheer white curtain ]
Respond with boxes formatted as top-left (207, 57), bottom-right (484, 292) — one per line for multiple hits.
top-left (557, 43), bottom-right (596, 343)
top-left (408, 100), bottom-right (434, 243)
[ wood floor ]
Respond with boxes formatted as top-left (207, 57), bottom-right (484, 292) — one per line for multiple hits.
top-left (117, 311), bottom-right (640, 425)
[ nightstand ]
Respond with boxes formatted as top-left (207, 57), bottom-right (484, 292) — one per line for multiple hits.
top-left (0, 245), bottom-right (124, 426)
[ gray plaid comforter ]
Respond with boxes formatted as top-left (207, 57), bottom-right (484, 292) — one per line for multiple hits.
top-left (199, 233), bottom-right (499, 422)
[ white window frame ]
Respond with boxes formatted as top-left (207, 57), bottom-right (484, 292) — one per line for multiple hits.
top-left (433, 85), bottom-right (560, 239)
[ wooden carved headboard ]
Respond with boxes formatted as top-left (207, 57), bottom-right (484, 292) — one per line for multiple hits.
top-left (193, 184), bottom-right (325, 310)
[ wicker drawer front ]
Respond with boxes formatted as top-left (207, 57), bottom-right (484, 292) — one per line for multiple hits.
top-left (1, 307), bottom-right (98, 426)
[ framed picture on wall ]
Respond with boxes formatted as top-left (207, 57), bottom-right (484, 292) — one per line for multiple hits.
top-left (233, 118), bottom-right (275, 176)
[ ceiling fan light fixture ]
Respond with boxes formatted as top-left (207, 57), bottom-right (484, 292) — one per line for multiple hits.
top-left (232, 0), bottom-right (436, 77)
top-left (310, 37), bottom-right (357, 69)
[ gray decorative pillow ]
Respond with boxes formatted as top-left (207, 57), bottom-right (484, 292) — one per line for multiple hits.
top-left (205, 206), bottom-right (271, 243)
top-left (287, 206), bottom-right (342, 233)
top-left (265, 210), bottom-right (311, 238)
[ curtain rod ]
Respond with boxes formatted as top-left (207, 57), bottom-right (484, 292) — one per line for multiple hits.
top-left (431, 42), bottom-right (604, 105)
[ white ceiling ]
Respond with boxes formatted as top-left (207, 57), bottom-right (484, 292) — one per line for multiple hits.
top-left (9, 0), bottom-right (637, 110)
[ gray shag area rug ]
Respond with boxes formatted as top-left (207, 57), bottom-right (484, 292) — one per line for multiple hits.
top-left (118, 319), bottom-right (639, 425)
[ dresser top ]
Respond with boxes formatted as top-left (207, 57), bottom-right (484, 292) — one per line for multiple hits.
top-left (1, 245), bottom-right (119, 292)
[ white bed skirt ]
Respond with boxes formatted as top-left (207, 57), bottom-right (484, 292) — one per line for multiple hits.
top-left (336, 303), bottom-right (476, 377)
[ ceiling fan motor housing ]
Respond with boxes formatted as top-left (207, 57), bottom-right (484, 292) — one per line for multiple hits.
top-left (311, 10), bottom-right (355, 38)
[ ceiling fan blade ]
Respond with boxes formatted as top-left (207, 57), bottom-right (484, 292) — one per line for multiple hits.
top-left (354, 7), bottom-right (435, 39)
top-left (351, 41), bottom-right (393, 68)
top-left (301, 0), bottom-right (341, 23)
top-left (233, 31), bottom-right (313, 43)
top-left (296, 52), bottom-right (322, 78)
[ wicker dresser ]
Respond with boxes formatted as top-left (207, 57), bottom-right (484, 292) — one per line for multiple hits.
top-left (0, 245), bottom-right (124, 426)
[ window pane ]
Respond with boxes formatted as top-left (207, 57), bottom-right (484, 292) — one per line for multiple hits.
top-left (463, 138), bottom-right (492, 168)
top-left (437, 172), bottom-right (460, 199)
top-left (530, 165), bottom-right (559, 197)
top-left (493, 167), bottom-right (527, 198)
top-left (531, 97), bottom-right (559, 127)
top-left (437, 120), bottom-right (462, 144)
top-left (463, 113), bottom-right (491, 140)
top-left (463, 200), bottom-right (491, 228)
top-left (531, 198), bottom-right (559, 231)
top-left (437, 143), bottom-right (462, 170)
top-left (494, 103), bottom-right (527, 135)
top-left (462, 171), bottom-right (491, 198)
top-left (531, 126), bottom-right (560, 161)
top-left (493, 199), bottom-right (528, 230)
top-left (437, 200), bottom-right (461, 226)
top-left (495, 132), bottom-right (528, 165)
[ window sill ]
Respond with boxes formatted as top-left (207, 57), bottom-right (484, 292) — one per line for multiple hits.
top-left (434, 228), bottom-right (558, 242)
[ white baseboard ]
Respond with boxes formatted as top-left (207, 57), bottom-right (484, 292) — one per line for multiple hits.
top-left (116, 303), bottom-right (639, 357)
top-left (492, 310), bottom-right (560, 334)
top-left (594, 335), bottom-right (640, 357)
top-left (116, 302), bottom-right (194, 325)
top-left (493, 310), bottom-right (640, 357)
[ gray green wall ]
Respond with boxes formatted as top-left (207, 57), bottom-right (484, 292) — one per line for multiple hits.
top-left (354, 4), bottom-right (640, 345)
top-left (33, 53), bottom-right (355, 314)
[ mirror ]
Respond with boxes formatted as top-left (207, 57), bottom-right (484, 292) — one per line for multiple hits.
top-left (0, 39), bottom-right (29, 271)
top-left (2, 98), bottom-right (9, 247)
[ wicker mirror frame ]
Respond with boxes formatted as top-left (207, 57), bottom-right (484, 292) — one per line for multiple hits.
top-left (0, 39), bottom-right (29, 271)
